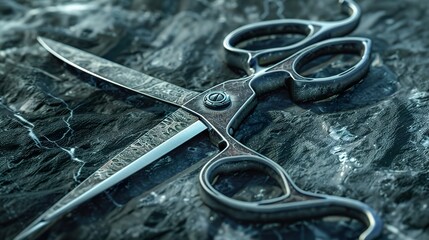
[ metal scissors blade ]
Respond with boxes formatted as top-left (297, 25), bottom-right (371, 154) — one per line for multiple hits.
top-left (37, 37), bottom-right (199, 107)
top-left (17, 37), bottom-right (208, 240)
top-left (15, 109), bottom-right (207, 239)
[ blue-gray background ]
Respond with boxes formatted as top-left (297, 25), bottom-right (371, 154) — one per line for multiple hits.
top-left (0, 0), bottom-right (428, 239)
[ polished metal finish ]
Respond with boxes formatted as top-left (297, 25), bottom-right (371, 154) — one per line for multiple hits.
top-left (18, 0), bottom-right (382, 239)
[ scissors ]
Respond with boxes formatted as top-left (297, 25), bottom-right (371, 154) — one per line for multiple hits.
top-left (15, 0), bottom-right (383, 239)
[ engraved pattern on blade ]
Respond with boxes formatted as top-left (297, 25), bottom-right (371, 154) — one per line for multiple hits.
top-left (38, 37), bottom-right (199, 106)
top-left (42, 108), bottom-right (199, 217)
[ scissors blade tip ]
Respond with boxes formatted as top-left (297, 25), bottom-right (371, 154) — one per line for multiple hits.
top-left (37, 36), bottom-right (53, 49)
top-left (14, 219), bottom-right (50, 240)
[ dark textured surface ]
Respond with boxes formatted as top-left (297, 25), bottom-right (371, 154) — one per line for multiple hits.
top-left (0, 0), bottom-right (428, 239)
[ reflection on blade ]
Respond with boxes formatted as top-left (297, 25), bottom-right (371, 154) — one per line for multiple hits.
top-left (37, 37), bottom-right (199, 107)
top-left (15, 109), bottom-right (207, 240)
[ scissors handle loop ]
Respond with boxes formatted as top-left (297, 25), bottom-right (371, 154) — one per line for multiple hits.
top-left (194, 36), bottom-right (377, 239)
top-left (199, 154), bottom-right (383, 240)
top-left (269, 37), bottom-right (372, 102)
top-left (223, 0), bottom-right (361, 74)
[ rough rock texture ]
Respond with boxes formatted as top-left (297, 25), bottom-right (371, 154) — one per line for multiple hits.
top-left (0, 0), bottom-right (428, 239)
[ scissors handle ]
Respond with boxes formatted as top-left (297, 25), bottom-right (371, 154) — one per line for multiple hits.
top-left (183, 37), bottom-right (380, 239)
top-left (270, 37), bottom-right (372, 102)
top-left (223, 0), bottom-right (361, 74)
top-left (199, 153), bottom-right (383, 240)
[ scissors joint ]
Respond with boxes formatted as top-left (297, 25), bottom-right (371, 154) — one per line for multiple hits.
top-left (203, 91), bottom-right (231, 109)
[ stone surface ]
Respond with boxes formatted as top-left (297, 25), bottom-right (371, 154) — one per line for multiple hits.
top-left (0, 0), bottom-right (428, 239)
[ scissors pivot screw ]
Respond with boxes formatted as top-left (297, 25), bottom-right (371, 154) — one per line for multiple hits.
top-left (203, 91), bottom-right (231, 109)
